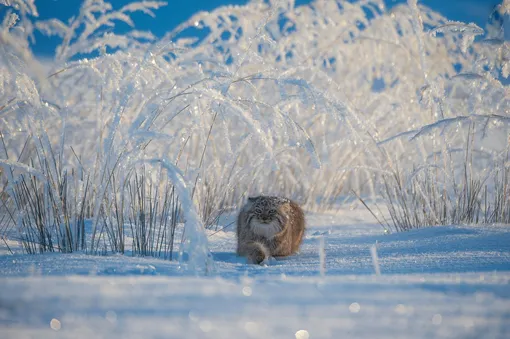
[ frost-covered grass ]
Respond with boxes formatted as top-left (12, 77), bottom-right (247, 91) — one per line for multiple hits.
top-left (0, 0), bottom-right (509, 264)
top-left (378, 119), bottom-right (510, 232)
top-left (382, 155), bottom-right (509, 232)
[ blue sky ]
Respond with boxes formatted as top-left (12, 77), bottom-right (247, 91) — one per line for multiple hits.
top-left (2, 0), bottom-right (504, 56)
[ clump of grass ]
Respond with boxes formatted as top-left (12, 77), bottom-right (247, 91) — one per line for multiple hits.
top-left (382, 163), bottom-right (509, 232)
top-left (380, 128), bottom-right (509, 232)
top-left (0, 132), bottom-right (91, 253)
top-left (124, 168), bottom-right (181, 259)
top-left (0, 130), bottom-right (186, 259)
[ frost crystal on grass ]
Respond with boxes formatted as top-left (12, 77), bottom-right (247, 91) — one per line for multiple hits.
top-left (429, 21), bottom-right (484, 53)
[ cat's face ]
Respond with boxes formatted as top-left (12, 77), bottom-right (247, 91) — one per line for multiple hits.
top-left (247, 197), bottom-right (285, 238)
top-left (253, 205), bottom-right (278, 224)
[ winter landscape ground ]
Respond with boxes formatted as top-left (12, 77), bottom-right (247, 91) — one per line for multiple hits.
top-left (1, 209), bottom-right (510, 338)
top-left (1, 0), bottom-right (509, 338)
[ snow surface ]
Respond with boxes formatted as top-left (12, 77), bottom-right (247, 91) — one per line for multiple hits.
top-left (1, 210), bottom-right (510, 338)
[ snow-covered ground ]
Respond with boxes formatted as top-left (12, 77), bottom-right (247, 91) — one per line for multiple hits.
top-left (1, 210), bottom-right (509, 338)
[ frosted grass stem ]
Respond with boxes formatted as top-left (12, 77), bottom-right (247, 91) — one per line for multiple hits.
top-left (370, 241), bottom-right (381, 276)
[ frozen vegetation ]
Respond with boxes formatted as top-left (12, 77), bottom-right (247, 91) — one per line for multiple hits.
top-left (0, 0), bottom-right (509, 337)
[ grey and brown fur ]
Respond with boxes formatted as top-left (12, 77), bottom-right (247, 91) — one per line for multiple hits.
top-left (236, 196), bottom-right (305, 264)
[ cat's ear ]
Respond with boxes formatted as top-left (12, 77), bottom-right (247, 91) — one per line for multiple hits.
top-left (248, 196), bottom-right (259, 202)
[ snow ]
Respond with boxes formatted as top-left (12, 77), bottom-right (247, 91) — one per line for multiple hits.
top-left (1, 209), bottom-right (509, 338)
top-left (1, 0), bottom-right (509, 337)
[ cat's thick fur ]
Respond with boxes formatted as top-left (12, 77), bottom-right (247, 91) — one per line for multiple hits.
top-left (236, 196), bottom-right (305, 264)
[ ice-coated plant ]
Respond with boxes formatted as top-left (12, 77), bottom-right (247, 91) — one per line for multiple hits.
top-left (0, 0), bottom-right (509, 270)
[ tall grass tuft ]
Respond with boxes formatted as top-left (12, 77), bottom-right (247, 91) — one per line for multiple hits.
top-left (379, 118), bottom-right (510, 232)
top-left (0, 131), bottom-right (186, 258)
top-left (382, 160), bottom-right (510, 232)
top-left (124, 168), bottom-right (181, 259)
